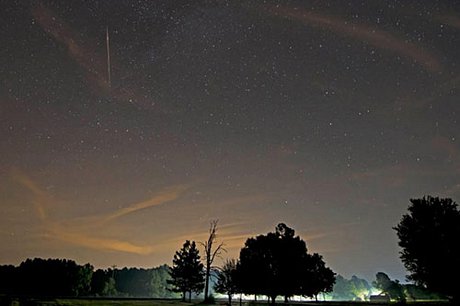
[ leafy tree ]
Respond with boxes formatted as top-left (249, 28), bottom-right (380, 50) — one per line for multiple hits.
top-left (168, 240), bottom-right (205, 302)
top-left (331, 275), bottom-right (355, 300)
top-left (75, 263), bottom-right (93, 296)
top-left (15, 258), bottom-right (93, 297)
top-left (214, 259), bottom-right (239, 305)
top-left (237, 223), bottom-right (335, 304)
top-left (331, 275), bottom-right (373, 301)
top-left (404, 284), bottom-right (444, 301)
top-left (394, 196), bottom-right (460, 300)
top-left (302, 253), bottom-right (336, 300)
top-left (373, 272), bottom-right (405, 302)
top-left (201, 220), bottom-right (225, 302)
top-left (150, 265), bottom-right (178, 298)
top-left (349, 275), bottom-right (372, 301)
top-left (103, 276), bottom-right (118, 296)
top-left (115, 267), bottom-right (155, 297)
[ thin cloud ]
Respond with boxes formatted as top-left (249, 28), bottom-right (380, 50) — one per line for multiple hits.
top-left (32, 4), bottom-right (109, 92)
top-left (10, 170), bottom-right (186, 255)
top-left (47, 223), bottom-right (153, 255)
top-left (266, 5), bottom-right (442, 73)
top-left (102, 185), bottom-right (190, 223)
top-left (12, 171), bottom-right (48, 220)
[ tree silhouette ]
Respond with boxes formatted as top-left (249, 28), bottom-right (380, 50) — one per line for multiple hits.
top-left (168, 240), bottom-right (205, 302)
top-left (237, 223), bottom-right (335, 304)
top-left (373, 272), bottom-right (405, 302)
top-left (201, 220), bottom-right (225, 302)
top-left (214, 259), bottom-right (239, 305)
top-left (394, 196), bottom-right (460, 301)
top-left (332, 275), bottom-right (372, 301)
top-left (11, 258), bottom-right (93, 297)
top-left (302, 253), bottom-right (336, 301)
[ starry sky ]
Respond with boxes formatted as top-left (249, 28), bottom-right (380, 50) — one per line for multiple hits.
top-left (1, 0), bottom-right (460, 282)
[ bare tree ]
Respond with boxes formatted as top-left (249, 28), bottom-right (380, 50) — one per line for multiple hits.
top-left (201, 220), bottom-right (226, 301)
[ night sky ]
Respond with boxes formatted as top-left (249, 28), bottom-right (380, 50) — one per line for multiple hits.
top-left (1, 0), bottom-right (460, 282)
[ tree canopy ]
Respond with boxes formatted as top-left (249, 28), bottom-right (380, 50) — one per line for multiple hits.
top-left (373, 272), bottom-right (405, 302)
top-left (331, 275), bottom-right (373, 301)
top-left (0, 258), bottom-right (92, 297)
top-left (237, 223), bottom-right (335, 303)
top-left (214, 259), bottom-right (239, 305)
top-left (168, 240), bottom-right (205, 302)
top-left (394, 196), bottom-right (460, 300)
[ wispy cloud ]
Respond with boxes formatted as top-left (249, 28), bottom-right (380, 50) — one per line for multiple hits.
top-left (32, 4), bottom-right (109, 92)
top-left (11, 170), bottom-right (49, 220)
top-left (266, 5), bottom-right (442, 73)
top-left (47, 223), bottom-right (153, 255)
top-left (102, 185), bottom-right (190, 223)
top-left (12, 170), bottom-right (187, 255)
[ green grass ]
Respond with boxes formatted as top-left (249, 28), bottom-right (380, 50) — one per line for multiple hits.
top-left (2, 298), bottom-right (450, 306)
top-left (2, 298), bottom-right (197, 306)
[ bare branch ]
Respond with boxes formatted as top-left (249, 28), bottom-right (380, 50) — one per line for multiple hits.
top-left (202, 219), bottom-right (226, 301)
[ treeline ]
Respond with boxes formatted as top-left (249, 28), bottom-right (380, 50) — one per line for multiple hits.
top-left (331, 273), bottom-right (443, 301)
top-left (0, 258), bottom-right (92, 297)
top-left (0, 258), bottom-right (177, 298)
top-left (169, 223), bottom-right (336, 304)
top-left (168, 220), bottom-right (447, 304)
top-left (91, 265), bottom-right (177, 297)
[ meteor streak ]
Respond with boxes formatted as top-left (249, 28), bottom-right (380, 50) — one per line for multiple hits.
top-left (106, 26), bottom-right (111, 88)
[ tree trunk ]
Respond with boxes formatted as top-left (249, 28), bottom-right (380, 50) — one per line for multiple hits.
top-left (284, 295), bottom-right (288, 303)
top-left (189, 291), bottom-right (192, 303)
top-left (204, 263), bottom-right (210, 301)
top-left (202, 220), bottom-right (225, 302)
top-left (182, 291), bottom-right (186, 302)
top-left (228, 294), bottom-right (232, 305)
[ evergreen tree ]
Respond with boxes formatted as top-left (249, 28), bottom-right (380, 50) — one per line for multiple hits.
top-left (168, 240), bottom-right (205, 302)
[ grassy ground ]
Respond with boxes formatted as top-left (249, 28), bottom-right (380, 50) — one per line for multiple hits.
top-left (45, 299), bottom-right (189, 306)
top-left (0, 298), bottom-right (450, 306)
top-left (1, 297), bottom-right (191, 306)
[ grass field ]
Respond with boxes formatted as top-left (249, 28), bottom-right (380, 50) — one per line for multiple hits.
top-left (43, 299), bottom-right (193, 306)
top-left (0, 297), bottom-right (451, 306)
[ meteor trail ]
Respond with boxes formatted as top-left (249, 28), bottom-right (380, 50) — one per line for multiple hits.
top-left (106, 26), bottom-right (111, 88)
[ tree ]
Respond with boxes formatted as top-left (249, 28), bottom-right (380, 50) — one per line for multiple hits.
top-left (201, 220), bottom-right (225, 302)
top-left (349, 275), bottom-right (372, 301)
top-left (404, 284), bottom-right (444, 301)
top-left (331, 275), bottom-right (373, 301)
top-left (237, 223), bottom-right (335, 304)
top-left (17, 258), bottom-right (93, 297)
top-left (168, 240), bottom-right (205, 302)
top-left (150, 265), bottom-right (178, 298)
top-left (394, 196), bottom-right (460, 301)
top-left (302, 253), bottom-right (336, 300)
top-left (331, 275), bottom-right (355, 301)
top-left (373, 272), bottom-right (405, 302)
top-left (214, 259), bottom-right (239, 305)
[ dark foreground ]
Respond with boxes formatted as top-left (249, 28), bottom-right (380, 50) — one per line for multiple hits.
top-left (0, 297), bottom-right (451, 306)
